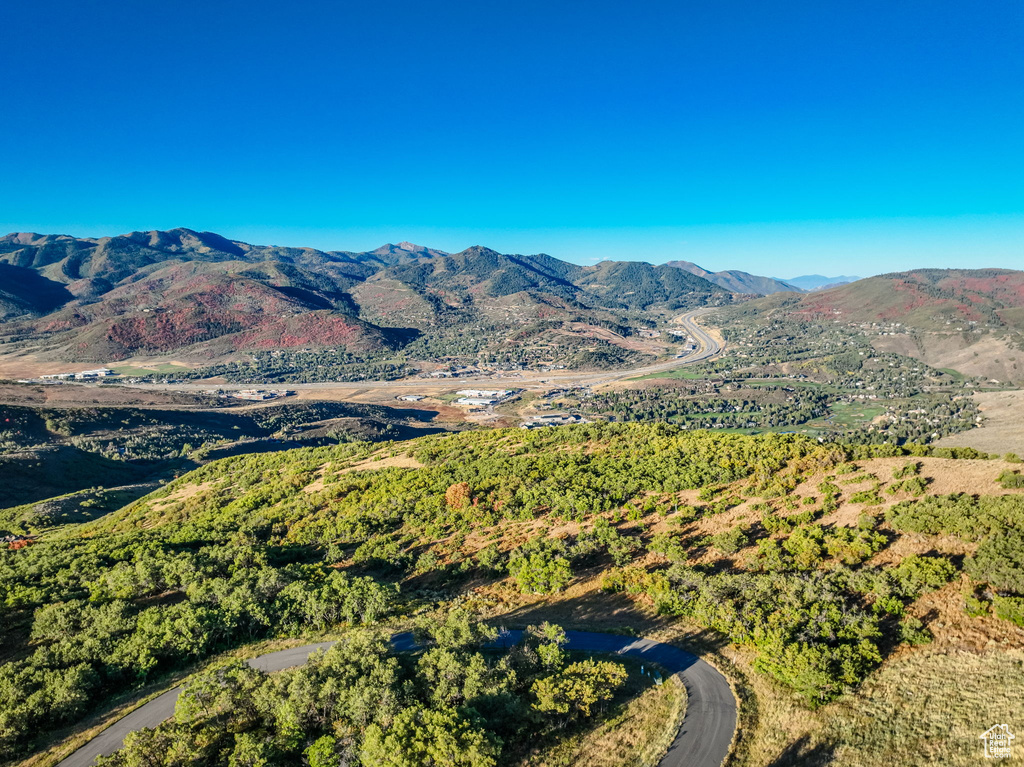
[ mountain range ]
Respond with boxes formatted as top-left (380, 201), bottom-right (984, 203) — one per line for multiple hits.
top-left (665, 260), bottom-right (802, 295)
top-left (781, 274), bottom-right (861, 291)
top-left (664, 261), bottom-right (862, 295)
top-left (0, 229), bottom-right (727, 364)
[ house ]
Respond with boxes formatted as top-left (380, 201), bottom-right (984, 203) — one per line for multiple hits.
top-left (980, 724), bottom-right (1015, 759)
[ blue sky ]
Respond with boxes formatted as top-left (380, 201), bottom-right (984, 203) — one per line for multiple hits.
top-left (2, 0), bottom-right (1021, 277)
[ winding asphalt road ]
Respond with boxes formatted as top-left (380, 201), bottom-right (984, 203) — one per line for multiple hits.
top-left (57, 630), bottom-right (735, 767)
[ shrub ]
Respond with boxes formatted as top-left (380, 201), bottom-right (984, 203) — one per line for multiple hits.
top-left (648, 532), bottom-right (688, 563)
top-left (652, 566), bottom-right (883, 705)
top-left (508, 538), bottom-right (572, 594)
top-left (898, 616), bottom-right (932, 645)
top-left (889, 555), bottom-right (958, 596)
top-left (761, 511), bottom-right (792, 535)
top-left (475, 544), bottom-right (504, 573)
top-left (992, 596), bottom-right (1024, 627)
top-left (963, 589), bottom-right (991, 617)
top-left (782, 525), bottom-right (825, 570)
top-left (709, 525), bottom-right (750, 555)
top-left (965, 528), bottom-right (1024, 594)
top-left (892, 461), bottom-right (920, 479)
top-left (886, 494), bottom-right (1024, 540)
top-left (600, 565), bottom-right (659, 595)
top-left (997, 470), bottom-right (1024, 489)
top-left (849, 488), bottom-right (884, 505)
top-left (886, 477), bottom-right (928, 497)
top-left (824, 527), bottom-right (887, 565)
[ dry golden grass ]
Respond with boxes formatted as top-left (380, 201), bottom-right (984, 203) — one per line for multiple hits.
top-left (822, 648), bottom-right (1024, 766)
top-left (938, 388), bottom-right (1024, 457)
top-left (341, 453), bottom-right (423, 473)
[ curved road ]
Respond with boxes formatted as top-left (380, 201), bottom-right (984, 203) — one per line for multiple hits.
top-left (58, 630), bottom-right (735, 767)
top-left (119, 309), bottom-right (725, 394)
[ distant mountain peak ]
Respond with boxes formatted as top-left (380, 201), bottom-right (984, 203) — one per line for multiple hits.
top-left (782, 275), bottom-right (861, 291)
top-left (3, 232), bottom-right (78, 245)
top-left (665, 260), bottom-right (801, 295)
top-left (667, 260), bottom-right (715, 278)
top-left (369, 242), bottom-right (448, 260)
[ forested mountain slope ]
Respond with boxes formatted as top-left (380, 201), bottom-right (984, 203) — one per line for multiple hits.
top-left (2, 423), bottom-right (1022, 766)
top-left (0, 229), bottom-right (725, 366)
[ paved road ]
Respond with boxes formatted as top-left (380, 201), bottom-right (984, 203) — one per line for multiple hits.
top-left (115, 308), bottom-right (725, 394)
top-left (58, 631), bottom-right (735, 767)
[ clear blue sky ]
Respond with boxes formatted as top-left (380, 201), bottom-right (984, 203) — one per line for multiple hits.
top-left (2, 0), bottom-right (1022, 277)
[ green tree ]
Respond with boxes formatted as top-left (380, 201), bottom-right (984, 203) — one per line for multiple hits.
top-left (531, 658), bottom-right (627, 720)
top-left (361, 706), bottom-right (499, 767)
top-left (228, 733), bottom-right (272, 767)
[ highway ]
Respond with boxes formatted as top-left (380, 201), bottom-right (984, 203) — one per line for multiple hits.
top-left (125, 308), bottom-right (725, 395)
top-left (57, 631), bottom-right (735, 767)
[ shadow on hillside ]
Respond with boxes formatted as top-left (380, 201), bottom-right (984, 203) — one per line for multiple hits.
top-left (500, 591), bottom-right (653, 632)
top-left (491, 589), bottom-right (728, 655)
top-left (766, 735), bottom-right (836, 767)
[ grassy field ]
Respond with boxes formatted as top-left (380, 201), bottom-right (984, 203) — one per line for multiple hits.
top-left (690, 400), bottom-right (886, 438)
top-left (631, 367), bottom-right (703, 380)
top-left (740, 379), bottom-right (834, 391)
top-left (816, 401), bottom-right (887, 428)
top-left (820, 649), bottom-right (1024, 766)
top-left (111, 363), bottom-right (191, 376)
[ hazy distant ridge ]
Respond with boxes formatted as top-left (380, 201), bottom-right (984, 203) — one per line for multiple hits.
top-left (782, 274), bottom-right (861, 291)
top-left (666, 260), bottom-right (803, 295)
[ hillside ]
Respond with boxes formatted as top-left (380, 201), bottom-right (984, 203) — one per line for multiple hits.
top-left (666, 260), bottom-right (802, 295)
top-left (0, 397), bottom-right (452, 512)
top-left (792, 268), bottom-right (1024, 328)
top-left (718, 268), bottom-right (1024, 383)
top-left (2, 424), bottom-right (1023, 766)
top-left (0, 229), bottom-right (726, 371)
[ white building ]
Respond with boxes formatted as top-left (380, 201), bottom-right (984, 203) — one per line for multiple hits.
top-left (520, 414), bottom-right (590, 429)
top-left (44, 368), bottom-right (115, 380)
top-left (456, 397), bottom-right (498, 406)
top-left (456, 389), bottom-right (511, 398)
